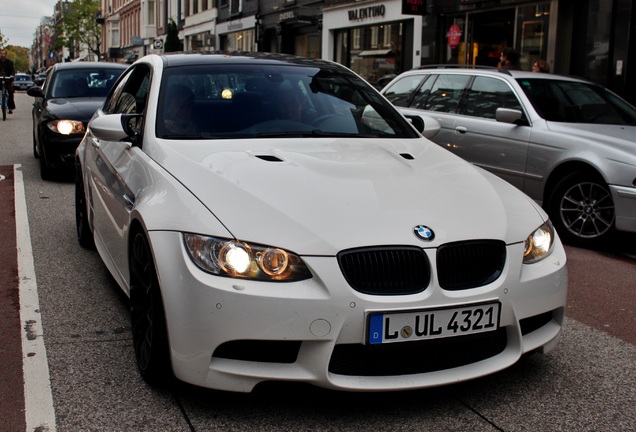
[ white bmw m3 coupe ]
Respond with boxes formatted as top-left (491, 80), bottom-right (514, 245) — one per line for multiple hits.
top-left (75, 52), bottom-right (567, 393)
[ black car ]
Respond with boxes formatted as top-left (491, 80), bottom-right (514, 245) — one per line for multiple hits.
top-left (27, 61), bottom-right (128, 179)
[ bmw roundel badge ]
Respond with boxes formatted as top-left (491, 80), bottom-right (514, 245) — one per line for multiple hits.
top-left (413, 225), bottom-right (435, 242)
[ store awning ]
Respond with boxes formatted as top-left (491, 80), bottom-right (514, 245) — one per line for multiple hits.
top-left (357, 49), bottom-right (392, 57)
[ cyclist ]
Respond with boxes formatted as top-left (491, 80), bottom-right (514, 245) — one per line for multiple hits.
top-left (0, 49), bottom-right (16, 114)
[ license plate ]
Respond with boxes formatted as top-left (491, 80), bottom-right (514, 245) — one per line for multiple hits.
top-left (367, 302), bottom-right (500, 345)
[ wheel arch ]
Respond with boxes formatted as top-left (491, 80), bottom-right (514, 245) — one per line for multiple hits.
top-left (543, 160), bottom-right (606, 209)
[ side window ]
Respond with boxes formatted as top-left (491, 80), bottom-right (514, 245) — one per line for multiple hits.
top-left (423, 74), bottom-right (470, 113)
top-left (383, 75), bottom-right (426, 107)
top-left (104, 65), bottom-right (151, 115)
top-left (410, 75), bottom-right (436, 109)
top-left (463, 77), bottom-right (523, 119)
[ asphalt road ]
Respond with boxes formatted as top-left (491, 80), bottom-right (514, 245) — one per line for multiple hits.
top-left (1, 92), bottom-right (635, 431)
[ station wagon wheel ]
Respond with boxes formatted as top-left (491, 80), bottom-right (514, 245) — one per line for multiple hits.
top-left (130, 232), bottom-right (172, 386)
top-left (549, 172), bottom-right (615, 247)
top-left (74, 167), bottom-right (94, 249)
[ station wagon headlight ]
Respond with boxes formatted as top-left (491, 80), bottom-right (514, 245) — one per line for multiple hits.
top-left (47, 119), bottom-right (85, 135)
top-left (523, 221), bottom-right (555, 264)
top-left (183, 234), bottom-right (312, 282)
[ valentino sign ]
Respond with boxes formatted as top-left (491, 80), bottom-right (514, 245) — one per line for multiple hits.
top-left (348, 5), bottom-right (386, 21)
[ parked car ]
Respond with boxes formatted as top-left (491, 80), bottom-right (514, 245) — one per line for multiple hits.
top-left (27, 61), bottom-right (127, 179)
top-left (75, 52), bottom-right (567, 393)
top-left (34, 72), bottom-right (48, 87)
top-left (13, 73), bottom-right (35, 91)
top-left (381, 66), bottom-right (636, 247)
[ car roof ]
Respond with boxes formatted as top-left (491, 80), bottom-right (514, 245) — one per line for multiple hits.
top-left (401, 65), bottom-right (592, 85)
top-left (151, 51), bottom-right (343, 70)
top-left (51, 61), bottom-right (128, 71)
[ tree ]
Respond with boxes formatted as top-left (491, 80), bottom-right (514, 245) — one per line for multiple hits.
top-left (0, 29), bottom-right (6, 50)
top-left (163, 19), bottom-right (182, 53)
top-left (6, 46), bottom-right (30, 72)
top-left (55, 0), bottom-right (102, 59)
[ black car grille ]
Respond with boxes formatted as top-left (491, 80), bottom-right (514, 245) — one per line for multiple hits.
top-left (337, 246), bottom-right (431, 295)
top-left (329, 328), bottom-right (507, 376)
top-left (436, 240), bottom-right (506, 290)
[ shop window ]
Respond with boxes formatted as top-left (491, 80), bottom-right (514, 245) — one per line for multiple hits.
top-left (353, 29), bottom-right (361, 50)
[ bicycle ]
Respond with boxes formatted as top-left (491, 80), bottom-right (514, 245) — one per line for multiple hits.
top-left (1, 76), bottom-right (13, 121)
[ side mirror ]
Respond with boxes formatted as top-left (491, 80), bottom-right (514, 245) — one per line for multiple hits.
top-left (405, 115), bottom-right (424, 133)
top-left (405, 114), bottom-right (441, 139)
top-left (89, 114), bottom-right (142, 144)
top-left (27, 86), bottom-right (44, 98)
top-left (496, 107), bottom-right (523, 124)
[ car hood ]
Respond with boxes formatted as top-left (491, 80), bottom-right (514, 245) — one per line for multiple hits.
top-left (152, 138), bottom-right (544, 255)
top-left (44, 98), bottom-right (106, 122)
top-left (546, 122), bottom-right (636, 154)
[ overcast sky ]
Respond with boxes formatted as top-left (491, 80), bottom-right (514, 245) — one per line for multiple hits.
top-left (1, 0), bottom-right (58, 48)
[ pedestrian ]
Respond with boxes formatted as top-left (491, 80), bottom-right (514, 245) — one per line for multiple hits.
top-left (499, 48), bottom-right (521, 71)
top-left (0, 49), bottom-right (16, 113)
top-left (532, 59), bottom-right (550, 73)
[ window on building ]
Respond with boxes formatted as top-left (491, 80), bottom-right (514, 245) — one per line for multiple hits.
top-left (111, 21), bottom-right (120, 47)
top-left (148, 1), bottom-right (155, 25)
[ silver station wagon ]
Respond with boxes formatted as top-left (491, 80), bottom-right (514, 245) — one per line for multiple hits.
top-left (382, 67), bottom-right (636, 248)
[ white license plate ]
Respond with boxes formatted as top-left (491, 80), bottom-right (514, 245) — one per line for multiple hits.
top-left (367, 302), bottom-right (500, 345)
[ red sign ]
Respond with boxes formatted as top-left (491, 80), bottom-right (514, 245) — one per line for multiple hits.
top-left (447, 24), bottom-right (462, 49)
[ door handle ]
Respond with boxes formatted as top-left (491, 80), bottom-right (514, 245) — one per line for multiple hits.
top-left (455, 126), bottom-right (468, 134)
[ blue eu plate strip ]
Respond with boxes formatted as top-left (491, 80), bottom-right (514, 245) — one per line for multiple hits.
top-left (368, 314), bottom-right (384, 345)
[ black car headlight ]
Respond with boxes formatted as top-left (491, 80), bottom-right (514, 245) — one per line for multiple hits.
top-left (183, 233), bottom-right (312, 282)
top-left (47, 120), bottom-right (85, 135)
top-left (523, 221), bottom-right (555, 264)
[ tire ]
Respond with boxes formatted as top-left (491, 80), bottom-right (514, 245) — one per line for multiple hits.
top-left (38, 145), bottom-right (54, 180)
top-left (548, 172), bottom-right (615, 247)
top-left (130, 232), bottom-right (173, 387)
top-left (33, 130), bottom-right (39, 159)
top-left (75, 167), bottom-right (94, 249)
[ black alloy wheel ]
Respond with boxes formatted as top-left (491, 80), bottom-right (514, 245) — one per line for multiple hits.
top-left (130, 231), bottom-right (172, 386)
top-left (549, 171), bottom-right (615, 247)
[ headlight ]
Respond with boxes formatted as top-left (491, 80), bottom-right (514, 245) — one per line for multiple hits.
top-left (183, 233), bottom-right (312, 282)
top-left (47, 120), bottom-right (85, 135)
top-left (523, 221), bottom-right (555, 264)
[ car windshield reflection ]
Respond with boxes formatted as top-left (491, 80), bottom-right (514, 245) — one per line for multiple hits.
top-left (156, 64), bottom-right (417, 140)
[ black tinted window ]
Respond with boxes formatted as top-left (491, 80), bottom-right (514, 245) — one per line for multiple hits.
top-left (519, 78), bottom-right (636, 125)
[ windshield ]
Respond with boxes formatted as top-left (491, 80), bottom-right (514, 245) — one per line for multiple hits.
top-left (49, 68), bottom-right (125, 99)
top-left (518, 78), bottom-right (636, 125)
top-left (156, 63), bottom-right (419, 139)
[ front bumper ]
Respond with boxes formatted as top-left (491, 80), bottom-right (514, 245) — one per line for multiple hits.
top-left (150, 231), bottom-right (568, 393)
top-left (41, 131), bottom-right (82, 169)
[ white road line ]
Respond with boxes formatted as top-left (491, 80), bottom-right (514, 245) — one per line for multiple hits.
top-left (15, 164), bottom-right (57, 432)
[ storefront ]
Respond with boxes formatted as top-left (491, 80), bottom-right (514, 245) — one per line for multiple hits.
top-left (259, 7), bottom-right (322, 58)
top-left (322, 1), bottom-right (423, 84)
top-left (435, 1), bottom-right (554, 72)
top-left (217, 15), bottom-right (257, 51)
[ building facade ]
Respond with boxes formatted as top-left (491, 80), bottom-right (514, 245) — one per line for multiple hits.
top-left (31, 0), bottom-right (636, 105)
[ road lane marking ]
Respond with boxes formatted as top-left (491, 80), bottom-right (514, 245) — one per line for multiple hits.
top-left (15, 164), bottom-right (57, 431)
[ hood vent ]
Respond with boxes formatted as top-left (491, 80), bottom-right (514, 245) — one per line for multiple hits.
top-left (256, 154), bottom-right (283, 162)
